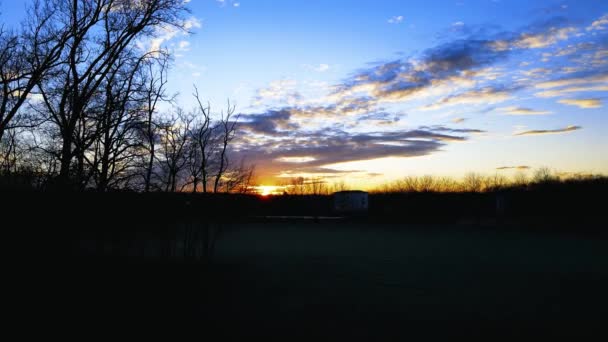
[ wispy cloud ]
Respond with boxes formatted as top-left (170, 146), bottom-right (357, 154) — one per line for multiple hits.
top-left (587, 14), bottom-right (608, 31)
top-left (140, 17), bottom-right (202, 54)
top-left (535, 85), bottom-right (608, 98)
top-left (535, 72), bottom-right (608, 89)
top-left (423, 87), bottom-right (513, 111)
top-left (558, 98), bottom-right (603, 108)
top-left (388, 16), bottom-right (404, 24)
top-left (303, 64), bottom-right (330, 72)
top-left (513, 27), bottom-right (577, 49)
top-left (498, 106), bottom-right (551, 115)
top-left (496, 165), bottom-right (531, 170)
top-left (177, 40), bottom-right (191, 52)
top-left (254, 79), bottom-right (301, 105)
top-left (217, 0), bottom-right (240, 8)
top-left (330, 18), bottom-right (577, 107)
top-left (514, 125), bottom-right (582, 136)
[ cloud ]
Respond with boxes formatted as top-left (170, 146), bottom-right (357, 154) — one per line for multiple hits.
top-left (304, 64), bottom-right (330, 72)
top-left (388, 16), bottom-right (404, 24)
top-left (487, 22), bottom-right (576, 52)
top-left (331, 18), bottom-right (573, 105)
top-left (498, 106), bottom-right (551, 115)
top-left (217, 0), bottom-right (240, 8)
top-left (142, 16), bottom-right (202, 53)
top-left (356, 112), bottom-right (401, 126)
top-left (553, 42), bottom-right (597, 57)
top-left (534, 72), bottom-right (608, 89)
top-left (452, 117), bottom-right (466, 123)
top-left (254, 79), bottom-right (301, 105)
top-left (234, 117), bottom-right (483, 179)
top-left (419, 125), bottom-right (485, 134)
top-left (558, 98), bottom-right (602, 108)
top-left (587, 14), bottom-right (608, 31)
top-left (239, 109), bottom-right (299, 135)
top-left (422, 86), bottom-right (513, 111)
top-left (512, 27), bottom-right (577, 49)
top-left (252, 95), bottom-right (379, 122)
top-left (514, 125), bottom-right (582, 136)
top-left (177, 40), bottom-right (191, 51)
top-left (179, 61), bottom-right (206, 76)
top-left (519, 68), bottom-right (551, 77)
top-left (277, 156), bottom-right (317, 163)
top-left (535, 85), bottom-right (608, 98)
top-left (496, 166), bottom-right (531, 170)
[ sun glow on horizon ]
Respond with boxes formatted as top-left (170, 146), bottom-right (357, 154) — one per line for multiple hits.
top-left (255, 185), bottom-right (285, 196)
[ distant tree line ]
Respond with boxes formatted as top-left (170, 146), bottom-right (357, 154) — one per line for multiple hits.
top-left (375, 167), bottom-right (606, 194)
top-left (0, 0), bottom-right (254, 193)
top-left (279, 177), bottom-right (349, 196)
top-left (276, 167), bottom-right (607, 195)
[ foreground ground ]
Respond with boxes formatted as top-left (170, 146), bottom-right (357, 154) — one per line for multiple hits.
top-left (35, 222), bottom-right (608, 339)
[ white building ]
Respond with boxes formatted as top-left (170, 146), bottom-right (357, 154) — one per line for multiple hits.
top-left (333, 191), bottom-right (369, 213)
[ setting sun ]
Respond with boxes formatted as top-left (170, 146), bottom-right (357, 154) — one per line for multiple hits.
top-left (255, 185), bottom-right (284, 196)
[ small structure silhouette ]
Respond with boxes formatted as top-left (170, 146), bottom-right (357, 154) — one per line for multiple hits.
top-left (333, 190), bottom-right (369, 214)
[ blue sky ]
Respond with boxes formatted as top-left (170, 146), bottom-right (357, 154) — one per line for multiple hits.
top-left (2, 0), bottom-right (607, 187)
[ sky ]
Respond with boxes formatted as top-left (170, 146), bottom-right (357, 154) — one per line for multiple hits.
top-left (2, 0), bottom-right (608, 189)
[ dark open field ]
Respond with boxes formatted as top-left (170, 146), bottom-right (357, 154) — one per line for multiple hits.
top-left (30, 221), bottom-right (608, 339)
top-left (207, 223), bottom-right (608, 339)
top-left (5, 188), bottom-right (607, 339)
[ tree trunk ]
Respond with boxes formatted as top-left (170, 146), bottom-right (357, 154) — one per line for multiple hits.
top-left (58, 131), bottom-right (73, 187)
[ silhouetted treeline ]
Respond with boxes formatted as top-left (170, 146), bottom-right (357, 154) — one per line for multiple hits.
top-left (374, 167), bottom-right (604, 193)
top-left (8, 173), bottom-right (607, 246)
top-left (373, 172), bottom-right (607, 227)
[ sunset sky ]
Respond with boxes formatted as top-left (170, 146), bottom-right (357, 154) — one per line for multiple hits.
top-left (3, 0), bottom-right (608, 189)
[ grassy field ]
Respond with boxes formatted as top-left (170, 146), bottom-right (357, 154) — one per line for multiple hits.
top-left (201, 222), bottom-right (608, 339)
top-left (31, 221), bottom-right (608, 339)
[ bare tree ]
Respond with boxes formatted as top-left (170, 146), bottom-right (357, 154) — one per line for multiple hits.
top-left (221, 159), bottom-right (256, 194)
top-left (141, 52), bottom-right (173, 192)
top-left (156, 109), bottom-right (192, 192)
top-left (309, 177), bottom-right (329, 195)
top-left (189, 86), bottom-right (214, 193)
top-left (435, 176), bottom-right (459, 192)
top-left (331, 180), bottom-right (349, 193)
top-left (483, 173), bottom-right (508, 192)
top-left (35, 0), bottom-right (188, 188)
top-left (213, 100), bottom-right (238, 193)
top-left (512, 171), bottom-right (529, 187)
top-left (417, 175), bottom-right (436, 192)
top-left (0, 128), bottom-right (18, 174)
top-left (186, 88), bottom-right (244, 193)
top-left (88, 53), bottom-right (156, 191)
top-left (286, 177), bottom-right (306, 195)
top-left (463, 172), bottom-right (484, 192)
top-left (533, 166), bottom-right (555, 184)
top-left (0, 2), bottom-right (70, 143)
